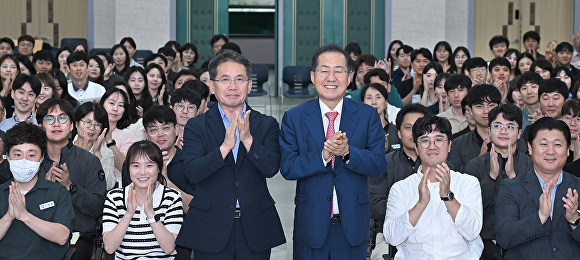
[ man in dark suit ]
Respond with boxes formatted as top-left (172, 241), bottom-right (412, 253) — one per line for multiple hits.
top-left (279, 44), bottom-right (387, 259)
top-left (176, 50), bottom-right (285, 259)
top-left (495, 117), bottom-right (580, 259)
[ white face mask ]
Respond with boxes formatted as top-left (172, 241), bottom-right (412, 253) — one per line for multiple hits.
top-left (8, 159), bottom-right (41, 183)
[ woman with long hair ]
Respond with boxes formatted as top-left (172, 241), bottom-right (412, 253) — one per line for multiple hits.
top-left (0, 54), bottom-right (19, 97)
top-left (433, 41), bottom-right (453, 72)
top-left (110, 44), bottom-right (131, 77)
top-left (145, 63), bottom-right (168, 106)
top-left (450, 46), bottom-right (470, 75)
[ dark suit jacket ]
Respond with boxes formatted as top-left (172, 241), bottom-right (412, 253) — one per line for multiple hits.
top-left (495, 169), bottom-right (580, 259)
top-left (175, 104), bottom-right (285, 253)
top-left (279, 98), bottom-right (387, 249)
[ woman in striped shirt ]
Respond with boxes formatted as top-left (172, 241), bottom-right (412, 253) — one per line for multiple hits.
top-left (103, 140), bottom-right (183, 259)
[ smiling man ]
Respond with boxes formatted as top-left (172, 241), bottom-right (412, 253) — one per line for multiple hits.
top-left (438, 74), bottom-right (471, 134)
top-left (495, 117), bottom-right (580, 259)
top-left (280, 44), bottom-right (387, 259)
top-left (66, 51), bottom-right (106, 105)
top-left (0, 74), bottom-right (40, 132)
top-left (384, 114), bottom-right (483, 259)
top-left (36, 98), bottom-right (106, 260)
top-left (517, 72), bottom-right (543, 130)
top-left (489, 57), bottom-right (511, 104)
top-left (489, 35), bottom-right (509, 58)
top-left (177, 50), bottom-right (285, 259)
top-left (522, 78), bottom-right (569, 143)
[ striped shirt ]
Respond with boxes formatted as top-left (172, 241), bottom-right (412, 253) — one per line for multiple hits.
top-left (103, 183), bottom-right (183, 259)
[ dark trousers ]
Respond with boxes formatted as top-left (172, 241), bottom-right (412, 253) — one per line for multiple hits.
top-left (481, 238), bottom-right (502, 260)
top-left (294, 222), bottom-right (367, 260)
top-left (193, 218), bottom-right (271, 260)
top-left (72, 233), bottom-right (95, 260)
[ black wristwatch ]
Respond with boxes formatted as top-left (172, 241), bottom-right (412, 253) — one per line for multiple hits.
top-left (569, 210), bottom-right (580, 226)
top-left (341, 151), bottom-right (350, 162)
top-left (441, 191), bottom-right (454, 201)
top-left (69, 182), bottom-right (78, 195)
top-left (106, 139), bottom-right (116, 148)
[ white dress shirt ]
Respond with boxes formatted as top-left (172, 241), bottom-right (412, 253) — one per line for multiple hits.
top-left (319, 98), bottom-right (343, 215)
top-left (383, 166), bottom-right (483, 260)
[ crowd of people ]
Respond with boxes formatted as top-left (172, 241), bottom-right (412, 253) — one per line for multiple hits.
top-left (0, 28), bottom-right (580, 260)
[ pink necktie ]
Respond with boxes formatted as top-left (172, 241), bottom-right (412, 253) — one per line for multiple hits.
top-left (325, 111), bottom-right (339, 169)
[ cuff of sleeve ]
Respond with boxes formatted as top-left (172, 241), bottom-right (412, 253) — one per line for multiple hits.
top-left (404, 210), bottom-right (418, 231)
top-left (322, 151), bottom-right (332, 166)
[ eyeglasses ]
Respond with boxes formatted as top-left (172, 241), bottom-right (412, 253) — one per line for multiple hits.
top-left (563, 116), bottom-right (580, 125)
top-left (174, 103), bottom-right (197, 114)
top-left (456, 55), bottom-right (467, 59)
top-left (147, 124), bottom-right (174, 136)
top-left (213, 77), bottom-right (249, 85)
top-left (315, 69), bottom-right (349, 79)
top-left (43, 114), bottom-right (69, 125)
top-left (490, 123), bottom-right (518, 133)
top-left (418, 138), bottom-right (447, 149)
top-left (81, 119), bottom-right (103, 131)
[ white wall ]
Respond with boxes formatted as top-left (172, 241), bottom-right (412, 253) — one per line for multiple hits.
top-left (90, 0), bottom-right (172, 51)
top-left (391, 0), bottom-right (469, 51)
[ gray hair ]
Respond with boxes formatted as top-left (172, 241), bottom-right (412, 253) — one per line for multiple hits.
top-left (208, 49), bottom-right (252, 80)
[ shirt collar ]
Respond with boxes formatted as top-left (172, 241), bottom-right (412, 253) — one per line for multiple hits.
top-left (72, 80), bottom-right (89, 92)
top-left (13, 112), bottom-right (35, 123)
top-left (535, 169), bottom-right (563, 189)
top-left (217, 103), bottom-right (247, 123)
top-left (319, 98), bottom-right (344, 116)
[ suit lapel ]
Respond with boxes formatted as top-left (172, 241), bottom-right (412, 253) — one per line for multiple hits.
top-left (552, 173), bottom-right (570, 227)
top-left (340, 99), bottom-right (359, 140)
top-left (207, 106), bottom-right (235, 166)
top-left (234, 105), bottom-right (258, 172)
top-left (305, 100), bottom-right (326, 151)
top-left (524, 170), bottom-right (542, 212)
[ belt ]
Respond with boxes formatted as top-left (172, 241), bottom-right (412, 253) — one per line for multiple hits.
top-left (330, 215), bottom-right (340, 224)
top-left (234, 209), bottom-right (241, 219)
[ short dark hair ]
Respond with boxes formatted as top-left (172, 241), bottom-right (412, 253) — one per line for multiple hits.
top-left (555, 42), bottom-right (574, 54)
top-left (411, 48), bottom-right (432, 62)
top-left (354, 54), bottom-right (378, 72)
top-left (489, 35), bottom-right (510, 50)
top-left (210, 34), bottom-right (229, 47)
top-left (182, 79), bottom-right (209, 99)
top-left (395, 103), bottom-right (432, 131)
top-left (32, 50), bottom-right (54, 64)
top-left (5, 122), bottom-right (47, 157)
top-left (174, 69), bottom-right (200, 83)
top-left (464, 84), bottom-right (502, 107)
top-left (344, 42), bottom-right (362, 56)
top-left (181, 43), bottom-right (200, 63)
top-left (0, 37), bottom-right (15, 50)
top-left (16, 55), bottom-right (36, 75)
top-left (360, 83), bottom-right (389, 102)
top-left (538, 78), bottom-right (569, 100)
top-left (170, 87), bottom-right (202, 108)
top-left (144, 54), bottom-right (168, 68)
top-left (95, 51), bottom-right (114, 65)
top-left (209, 49), bottom-right (251, 80)
top-left (311, 44), bottom-right (353, 73)
top-left (444, 74), bottom-right (472, 92)
top-left (220, 42), bottom-right (242, 55)
top-left (158, 46), bottom-right (176, 59)
top-left (463, 57), bottom-right (487, 72)
top-left (125, 140), bottom-right (166, 185)
top-left (572, 80), bottom-right (580, 99)
top-left (363, 68), bottom-right (390, 85)
top-left (164, 41), bottom-right (182, 53)
top-left (17, 35), bottom-right (35, 46)
top-left (395, 45), bottom-right (413, 57)
top-left (516, 71), bottom-right (542, 90)
top-left (488, 103), bottom-right (523, 129)
top-left (120, 37), bottom-right (136, 49)
top-left (489, 57), bottom-right (511, 72)
top-left (530, 59), bottom-right (553, 73)
top-left (412, 114), bottom-right (452, 144)
top-left (562, 99), bottom-right (580, 118)
top-left (74, 102), bottom-right (109, 136)
top-left (528, 117), bottom-right (570, 147)
top-left (66, 50), bottom-right (89, 66)
top-left (142, 105), bottom-right (177, 128)
top-left (12, 74), bottom-right (41, 95)
top-left (523, 31), bottom-right (541, 43)
top-left (36, 98), bottom-right (74, 125)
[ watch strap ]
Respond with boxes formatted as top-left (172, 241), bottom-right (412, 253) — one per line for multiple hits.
top-left (106, 139), bottom-right (116, 148)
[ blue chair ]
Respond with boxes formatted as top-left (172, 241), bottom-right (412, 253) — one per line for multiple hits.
top-left (60, 38), bottom-right (87, 48)
top-left (248, 64), bottom-right (269, 97)
top-left (133, 50), bottom-right (153, 66)
top-left (283, 66), bottom-right (314, 98)
top-left (89, 48), bottom-right (111, 56)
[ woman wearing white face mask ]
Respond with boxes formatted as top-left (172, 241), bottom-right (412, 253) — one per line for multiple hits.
top-left (0, 122), bottom-right (74, 259)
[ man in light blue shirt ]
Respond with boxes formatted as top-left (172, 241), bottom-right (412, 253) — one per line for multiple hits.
top-left (0, 74), bottom-right (39, 132)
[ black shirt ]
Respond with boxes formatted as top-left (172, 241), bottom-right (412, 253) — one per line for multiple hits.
top-left (396, 78), bottom-right (414, 100)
